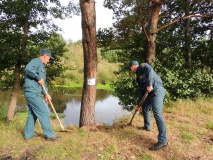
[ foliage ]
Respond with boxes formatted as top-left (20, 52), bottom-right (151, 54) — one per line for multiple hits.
top-left (111, 69), bottom-right (138, 109)
top-left (42, 33), bottom-right (68, 86)
top-left (0, 103), bottom-right (7, 120)
top-left (0, 0), bottom-right (78, 90)
top-left (0, 33), bottom-right (68, 90)
top-left (0, 0), bottom-right (80, 121)
top-left (154, 58), bottom-right (213, 100)
top-left (52, 42), bottom-right (119, 87)
top-left (99, 0), bottom-right (213, 107)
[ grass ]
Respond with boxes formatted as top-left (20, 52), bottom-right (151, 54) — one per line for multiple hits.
top-left (55, 83), bottom-right (114, 91)
top-left (17, 112), bottom-right (64, 119)
top-left (53, 43), bottom-right (119, 88)
top-left (180, 132), bottom-right (194, 143)
top-left (206, 122), bottom-right (213, 130)
top-left (50, 113), bottom-right (65, 119)
top-left (0, 98), bottom-right (213, 160)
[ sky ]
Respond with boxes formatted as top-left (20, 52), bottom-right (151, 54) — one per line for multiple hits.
top-left (53, 0), bottom-right (114, 42)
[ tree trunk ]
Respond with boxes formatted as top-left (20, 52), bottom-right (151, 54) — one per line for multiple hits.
top-left (145, 1), bottom-right (163, 64)
top-left (79, 0), bottom-right (97, 127)
top-left (6, 5), bottom-right (29, 122)
top-left (184, 0), bottom-right (192, 69)
top-left (210, 30), bottom-right (213, 73)
top-left (6, 64), bottom-right (21, 122)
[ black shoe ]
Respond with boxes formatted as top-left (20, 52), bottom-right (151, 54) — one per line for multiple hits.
top-left (137, 126), bottom-right (151, 131)
top-left (45, 135), bottom-right (61, 141)
top-left (149, 142), bottom-right (168, 151)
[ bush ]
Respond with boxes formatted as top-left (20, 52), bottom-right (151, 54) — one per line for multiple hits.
top-left (0, 103), bottom-right (8, 120)
top-left (112, 60), bottom-right (213, 109)
top-left (155, 61), bottom-right (213, 100)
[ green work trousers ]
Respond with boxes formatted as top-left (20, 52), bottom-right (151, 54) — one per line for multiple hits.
top-left (24, 92), bottom-right (54, 139)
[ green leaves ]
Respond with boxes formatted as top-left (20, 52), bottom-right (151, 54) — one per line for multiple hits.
top-left (0, 0), bottom-right (71, 90)
top-left (112, 70), bottom-right (138, 109)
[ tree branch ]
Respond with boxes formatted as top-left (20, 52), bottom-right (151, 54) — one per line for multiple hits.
top-left (156, 13), bottom-right (213, 33)
top-left (134, 3), bottom-right (150, 42)
top-left (142, 24), bottom-right (150, 42)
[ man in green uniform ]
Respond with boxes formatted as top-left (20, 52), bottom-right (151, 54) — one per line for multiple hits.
top-left (24, 49), bottom-right (61, 141)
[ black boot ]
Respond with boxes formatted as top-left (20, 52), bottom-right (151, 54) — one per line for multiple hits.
top-left (149, 142), bottom-right (168, 151)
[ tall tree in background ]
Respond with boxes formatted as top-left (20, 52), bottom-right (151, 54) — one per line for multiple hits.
top-left (101, 0), bottom-right (165, 64)
top-left (184, 0), bottom-right (192, 69)
top-left (79, 0), bottom-right (97, 127)
top-left (101, 0), bottom-right (212, 64)
top-left (144, 0), bottom-right (163, 63)
top-left (98, 0), bottom-right (213, 106)
top-left (0, 0), bottom-right (78, 122)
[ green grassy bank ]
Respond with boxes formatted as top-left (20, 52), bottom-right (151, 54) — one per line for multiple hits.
top-left (0, 98), bottom-right (213, 160)
top-left (55, 83), bottom-right (114, 91)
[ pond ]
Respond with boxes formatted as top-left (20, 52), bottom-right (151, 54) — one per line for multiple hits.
top-left (1, 88), bottom-right (131, 126)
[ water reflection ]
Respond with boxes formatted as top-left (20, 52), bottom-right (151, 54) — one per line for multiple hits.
top-left (1, 89), bottom-right (131, 126)
top-left (63, 95), bottom-right (131, 126)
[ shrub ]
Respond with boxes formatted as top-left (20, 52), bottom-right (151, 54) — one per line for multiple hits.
top-left (0, 103), bottom-right (8, 120)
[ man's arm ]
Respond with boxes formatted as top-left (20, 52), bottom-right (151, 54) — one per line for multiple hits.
top-left (25, 60), bottom-right (41, 81)
top-left (144, 63), bottom-right (154, 92)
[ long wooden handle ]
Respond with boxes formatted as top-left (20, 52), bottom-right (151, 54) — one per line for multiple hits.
top-left (128, 91), bottom-right (149, 125)
top-left (128, 109), bottom-right (138, 125)
top-left (42, 84), bottom-right (65, 130)
top-left (138, 91), bottom-right (148, 106)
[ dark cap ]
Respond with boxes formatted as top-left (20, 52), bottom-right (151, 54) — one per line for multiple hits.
top-left (129, 60), bottom-right (139, 67)
top-left (40, 49), bottom-right (54, 60)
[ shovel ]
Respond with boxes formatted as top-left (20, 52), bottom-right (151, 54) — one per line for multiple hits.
top-left (42, 84), bottom-right (71, 132)
top-left (127, 91), bottom-right (148, 126)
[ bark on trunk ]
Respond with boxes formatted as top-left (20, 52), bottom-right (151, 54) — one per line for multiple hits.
top-left (184, 0), bottom-right (192, 69)
top-left (6, 64), bottom-right (21, 122)
top-left (6, 3), bottom-right (30, 122)
top-left (145, 1), bottom-right (162, 64)
top-left (79, 0), bottom-right (97, 127)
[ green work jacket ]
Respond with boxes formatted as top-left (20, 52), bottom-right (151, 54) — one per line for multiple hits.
top-left (24, 57), bottom-right (48, 96)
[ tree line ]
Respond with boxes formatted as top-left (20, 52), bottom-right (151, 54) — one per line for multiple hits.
top-left (97, 0), bottom-right (213, 108)
top-left (0, 0), bottom-right (212, 127)
top-left (0, 0), bottom-right (78, 123)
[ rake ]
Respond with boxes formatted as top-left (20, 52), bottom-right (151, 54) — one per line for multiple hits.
top-left (127, 91), bottom-right (149, 126)
top-left (42, 84), bottom-right (71, 132)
